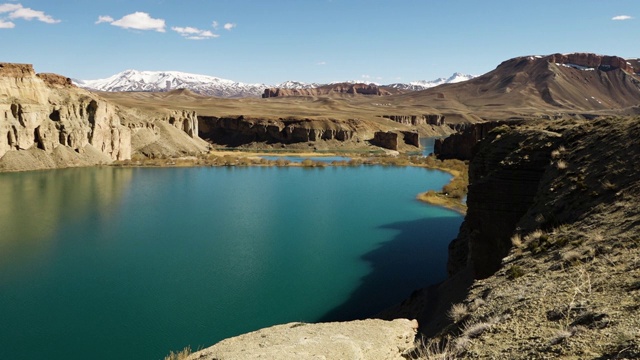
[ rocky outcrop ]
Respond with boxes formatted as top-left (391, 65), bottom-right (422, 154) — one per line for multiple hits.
top-left (198, 116), bottom-right (365, 146)
top-left (447, 127), bottom-right (562, 278)
top-left (1, 63), bottom-right (132, 169)
top-left (370, 131), bottom-right (420, 151)
top-left (189, 319), bottom-right (418, 360)
top-left (263, 83), bottom-right (392, 98)
top-left (36, 73), bottom-right (74, 88)
top-left (382, 114), bottom-right (446, 126)
top-left (546, 53), bottom-right (635, 72)
top-left (0, 63), bottom-right (211, 171)
top-left (434, 120), bottom-right (524, 160)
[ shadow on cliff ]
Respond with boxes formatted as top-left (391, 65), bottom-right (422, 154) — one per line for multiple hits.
top-left (318, 214), bottom-right (463, 323)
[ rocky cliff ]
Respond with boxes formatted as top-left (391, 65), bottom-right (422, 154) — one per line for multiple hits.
top-left (198, 116), bottom-right (364, 146)
top-left (385, 117), bottom-right (640, 358)
top-left (434, 120), bottom-right (523, 160)
top-left (0, 63), bottom-right (132, 171)
top-left (0, 63), bottom-right (209, 171)
top-left (262, 83), bottom-right (393, 98)
top-left (383, 114), bottom-right (446, 126)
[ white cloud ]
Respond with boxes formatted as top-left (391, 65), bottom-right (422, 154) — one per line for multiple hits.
top-left (95, 15), bottom-right (114, 24)
top-left (9, 7), bottom-right (60, 23)
top-left (0, 3), bottom-right (22, 13)
top-left (612, 15), bottom-right (633, 21)
top-left (0, 19), bottom-right (14, 28)
top-left (109, 12), bottom-right (166, 32)
top-left (0, 3), bottom-right (60, 27)
top-left (316, 61), bottom-right (327, 65)
top-left (212, 20), bottom-right (219, 29)
top-left (223, 22), bottom-right (236, 30)
top-left (361, 75), bottom-right (371, 79)
top-left (172, 26), bottom-right (219, 40)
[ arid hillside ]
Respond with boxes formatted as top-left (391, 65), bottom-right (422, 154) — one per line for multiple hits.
top-left (388, 53), bottom-right (640, 121)
top-left (382, 116), bottom-right (640, 359)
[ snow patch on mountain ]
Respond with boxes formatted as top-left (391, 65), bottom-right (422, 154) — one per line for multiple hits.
top-left (388, 73), bottom-right (476, 91)
top-left (77, 70), bottom-right (476, 98)
top-left (75, 70), bottom-right (269, 98)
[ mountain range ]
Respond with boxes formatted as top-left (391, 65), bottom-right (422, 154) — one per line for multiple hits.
top-left (74, 71), bottom-right (475, 98)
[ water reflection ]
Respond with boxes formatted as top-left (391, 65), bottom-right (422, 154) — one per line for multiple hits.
top-left (0, 168), bottom-right (133, 259)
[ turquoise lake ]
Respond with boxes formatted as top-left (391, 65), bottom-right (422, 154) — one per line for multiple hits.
top-left (0, 166), bottom-right (462, 359)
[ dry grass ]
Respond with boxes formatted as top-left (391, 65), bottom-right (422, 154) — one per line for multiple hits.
top-left (448, 303), bottom-right (469, 323)
top-left (556, 160), bottom-right (568, 170)
top-left (164, 346), bottom-right (192, 360)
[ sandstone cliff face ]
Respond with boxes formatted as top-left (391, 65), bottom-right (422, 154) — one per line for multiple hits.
top-left (0, 63), bottom-right (211, 171)
top-left (383, 114), bottom-right (446, 126)
top-left (198, 116), bottom-right (368, 146)
top-left (371, 130), bottom-right (420, 151)
top-left (0, 63), bottom-right (131, 170)
top-left (262, 83), bottom-right (392, 98)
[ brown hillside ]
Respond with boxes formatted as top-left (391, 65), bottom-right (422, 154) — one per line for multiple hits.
top-left (389, 53), bottom-right (640, 119)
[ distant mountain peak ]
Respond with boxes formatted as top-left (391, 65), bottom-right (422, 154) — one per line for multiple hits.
top-left (76, 70), bottom-right (476, 98)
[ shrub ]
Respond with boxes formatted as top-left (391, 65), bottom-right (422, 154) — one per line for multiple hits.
top-left (507, 265), bottom-right (525, 280)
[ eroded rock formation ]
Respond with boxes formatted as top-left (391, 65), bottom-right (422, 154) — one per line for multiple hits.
top-left (263, 83), bottom-right (392, 98)
top-left (198, 116), bottom-right (366, 146)
top-left (546, 53), bottom-right (635, 72)
top-left (371, 131), bottom-right (420, 151)
top-left (0, 63), bottom-right (210, 171)
top-left (0, 63), bottom-right (131, 168)
top-left (382, 114), bottom-right (445, 126)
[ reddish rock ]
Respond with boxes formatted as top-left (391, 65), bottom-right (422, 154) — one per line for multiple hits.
top-left (546, 53), bottom-right (634, 73)
top-left (263, 83), bottom-right (392, 98)
top-left (36, 73), bottom-right (75, 88)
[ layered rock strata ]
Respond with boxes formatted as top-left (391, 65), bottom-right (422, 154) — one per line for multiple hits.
top-left (383, 114), bottom-right (446, 126)
top-left (263, 83), bottom-right (392, 98)
top-left (371, 131), bottom-right (420, 151)
top-left (0, 63), bottom-right (210, 171)
top-left (198, 116), bottom-right (367, 146)
top-left (447, 126), bottom-right (562, 278)
top-left (0, 63), bottom-right (131, 169)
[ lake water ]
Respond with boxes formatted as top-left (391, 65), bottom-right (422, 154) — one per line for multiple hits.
top-left (0, 166), bottom-right (462, 360)
top-left (259, 156), bottom-right (352, 163)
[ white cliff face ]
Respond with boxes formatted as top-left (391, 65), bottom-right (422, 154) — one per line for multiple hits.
top-left (0, 63), bottom-right (132, 166)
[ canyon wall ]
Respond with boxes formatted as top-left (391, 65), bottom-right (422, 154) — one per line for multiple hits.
top-left (447, 127), bottom-right (562, 278)
top-left (198, 116), bottom-right (366, 146)
top-left (0, 63), bottom-right (131, 170)
top-left (434, 120), bottom-right (524, 160)
top-left (0, 63), bottom-right (208, 171)
top-left (382, 114), bottom-right (445, 126)
top-left (262, 83), bottom-right (392, 98)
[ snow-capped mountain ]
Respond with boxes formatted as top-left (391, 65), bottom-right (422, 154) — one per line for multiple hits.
top-left (74, 70), bottom-right (269, 98)
top-left (387, 73), bottom-right (476, 91)
top-left (76, 70), bottom-right (476, 98)
top-left (275, 80), bottom-right (321, 90)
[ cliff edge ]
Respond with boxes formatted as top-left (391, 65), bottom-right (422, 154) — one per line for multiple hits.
top-left (0, 63), bottom-right (209, 172)
top-left (387, 117), bottom-right (640, 358)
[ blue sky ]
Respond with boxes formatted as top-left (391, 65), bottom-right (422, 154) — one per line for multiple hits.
top-left (1, 0), bottom-right (638, 84)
